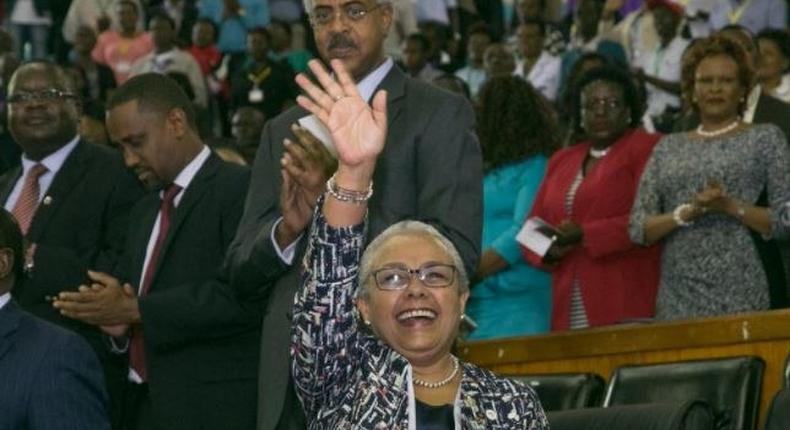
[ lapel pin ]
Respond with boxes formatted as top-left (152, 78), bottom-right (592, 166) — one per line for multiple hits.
top-left (43, 196), bottom-right (52, 206)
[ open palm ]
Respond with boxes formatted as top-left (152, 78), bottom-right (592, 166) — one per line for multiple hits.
top-left (295, 59), bottom-right (387, 169)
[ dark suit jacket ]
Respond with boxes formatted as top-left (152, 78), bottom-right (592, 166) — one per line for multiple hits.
top-left (0, 299), bottom-right (109, 430)
top-left (673, 93), bottom-right (790, 308)
top-left (226, 64), bottom-right (483, 430)
top-left (0, 140), bottom-right (143, 381)
top-left (120, 153), bottom-right (260, 430)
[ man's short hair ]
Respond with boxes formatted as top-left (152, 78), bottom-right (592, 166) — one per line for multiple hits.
top-left (107, 73), bottom-right (197, 130)
top-left (0, 209), bottom-right (24, 283)
top-left (520, 18), bottom-right (546, 36)
top-left (406, 33), bottom-right (431, 53)
top-left (148, 11), bottom-right (176, 29)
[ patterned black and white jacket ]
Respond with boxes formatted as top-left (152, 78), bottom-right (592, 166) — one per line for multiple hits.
top-left (291, 204), bottom-right (549, 430)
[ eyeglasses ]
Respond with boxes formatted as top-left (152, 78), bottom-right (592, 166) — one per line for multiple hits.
top-left (7, 89), bottom-right (78, 105)
top-left (309, 2), bottom-right (387, 26)
top-left (371, 263), bottom-right (457, 290)
top-left (581, 98), bottom-right (624, 112)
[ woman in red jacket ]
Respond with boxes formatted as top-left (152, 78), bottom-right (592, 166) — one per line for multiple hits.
top-left (522, 65), bottom-right (662, 331)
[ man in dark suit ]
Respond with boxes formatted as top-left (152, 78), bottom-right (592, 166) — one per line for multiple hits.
top-left (54, 73), bottom-right (260, 430)
top-left (0, 61), bottom-right (144, 423)
top-left (0, 208), bottom-right (110, 430)
top-left (226, 1), bottom-right (483, 429)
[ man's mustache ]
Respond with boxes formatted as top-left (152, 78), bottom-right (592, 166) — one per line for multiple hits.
top-left (327, 34), bottom-right (358, 51)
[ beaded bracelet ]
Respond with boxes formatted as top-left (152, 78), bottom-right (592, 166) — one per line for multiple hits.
top-left (326, 173), bottom-right (373, 204)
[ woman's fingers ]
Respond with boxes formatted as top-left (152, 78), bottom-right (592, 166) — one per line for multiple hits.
top-left (295, 94), bottom-right (330, 126)
top-left (329, 59), bottom-right (361, 99)
top-left (308, 59), bottom-right (347, 101)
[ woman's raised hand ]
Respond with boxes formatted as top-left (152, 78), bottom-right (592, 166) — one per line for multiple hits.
top-left (295, 59), bottom-right (387, 174)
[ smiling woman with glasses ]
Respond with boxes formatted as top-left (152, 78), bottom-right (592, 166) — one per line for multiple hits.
top-left (289, 59), bottom-right (548, 429)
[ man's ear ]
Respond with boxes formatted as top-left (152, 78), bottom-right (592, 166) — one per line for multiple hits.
top-left (167, 108), bottom-right (189, 138)
top-left (0, 248), bottom-right (14, 280)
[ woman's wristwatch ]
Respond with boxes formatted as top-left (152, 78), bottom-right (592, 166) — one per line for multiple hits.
top-left (673, 203), bottom-right (696, 227)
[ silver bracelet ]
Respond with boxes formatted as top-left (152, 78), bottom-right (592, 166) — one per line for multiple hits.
top-left (326, 173), bottom-right (373, 204)
top-left (673, 203), bottom-right (694, 227)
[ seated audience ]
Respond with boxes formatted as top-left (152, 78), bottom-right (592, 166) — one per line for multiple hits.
top-left (402, 33), bottom-right (443, 82)
top-left (290, 58), bottom-right (548, 429)
top-left (515, 19), bottom-right (562, 101)
top-left (467, 76), bottom-right (557, 340)
top-left (708, 0), bottom-right (787, 35)
top-left (92, 1), bottom-right (153, 84)
top-left (454, 22), bottom-right (490, 99)
top-left (198, 0), bottom-right (271, 56)
top-left (63, 0), bottom-right (144, 47)
top-left (0, 208), bottom-right (110, 430)
top-left (483, 43), bottom-right (516, 79)
top-left (755, 29), bottom-right (790, 103)
top-left (267, 20), bottom-right (312, 74)
top-left (632, 0), bottom-right (689, 132)
top-left (69, 26), bottom-right (116, 103)
top-left (230, 106), bottom-right (266, 165)
top-left (523, 65), bottom-right (662, 331)
top-left (130, 13), bottom-right (208, 109)
top-left (630, 36), bottom-right (790, 320)
top-left (146, 0), bottom-right (199, 48)
top-left (512, 0), bottom-right (566, 56)
top-left (229, 27), bottom-right (296, 120)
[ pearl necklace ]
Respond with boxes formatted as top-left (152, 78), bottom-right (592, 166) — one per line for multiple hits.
top-left (589, 147), bottom-right (610, 158)
top-left (696, 119), bottom-right (740, 138)
top-left (413, 356), bottom-right (460, 389)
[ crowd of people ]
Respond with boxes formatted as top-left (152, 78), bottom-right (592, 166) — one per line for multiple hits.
top-left (1, 0), bottom-right (790, 429)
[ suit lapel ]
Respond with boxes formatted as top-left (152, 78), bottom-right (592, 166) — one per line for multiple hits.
top-left (128, 196), bottom-right (161, 288)
top-left (148, 154), bottom-right (220, 288)
top-left (27, 142), bottom-right (90, 242)
top-left (0, 299), bottom-right (23, 361)
top-left (0, 166), bottom-right (22, 207)
top-left (378, 66), bottom-right (407, 131)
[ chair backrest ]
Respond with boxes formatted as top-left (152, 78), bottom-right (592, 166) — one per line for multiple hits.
top-left (603, 356), bottom-right (764, 430)
top-left (547, 401), bottom-right (714, 430)
top-left (510, 373), bottom-right (605, 412)
top-left (764, 389), bottom-right (790, 430)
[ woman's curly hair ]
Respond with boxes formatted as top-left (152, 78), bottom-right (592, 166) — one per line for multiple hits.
top-left (680, 35), bottom-right (755, 115)
top-left (476, 76), bottom-right (559, 172)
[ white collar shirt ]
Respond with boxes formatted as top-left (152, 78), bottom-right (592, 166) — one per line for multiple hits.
top-left (638, 37), bottom-right (690, 117)
top-left (516, 51), bottom-right (562, 101)
top-left (744, 84), bottom-right (762, 124)
top-left (0, 292), bottom-right (10, 310)
top-left (4, 136), bottom-right (80, 212)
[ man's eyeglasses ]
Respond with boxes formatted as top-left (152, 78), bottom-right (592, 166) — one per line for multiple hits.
top-left (310, 3), bottom-right (387, 26)
top-left (7, 89), bottom-right (78, 105)
top-left (371, 263), bottom-right (457, 291)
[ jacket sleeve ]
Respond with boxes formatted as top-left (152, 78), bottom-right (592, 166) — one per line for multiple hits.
top-left (582, 139), bottom-right (658, 258)
top-left (226, 120), bottom-right (292, 301)
top-left (415, 95), bottom-right (482, 275)
top-left (291, 198), bottom-right (366, 420)
top-left (28, 332), bottom-right (110, 430)
top-left (490, 159), bottom-right (547, 266)
top-left (521, 161), bottom-right (553, 271)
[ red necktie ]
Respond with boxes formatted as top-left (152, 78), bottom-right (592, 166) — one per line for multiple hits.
top-left (130, 184), bottom-right (182, 382)
top-left (12, 163), bottom-right (48, 235)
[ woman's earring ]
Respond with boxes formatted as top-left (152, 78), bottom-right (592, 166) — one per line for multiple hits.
top-left (363, 319), bottom-right (371, 326)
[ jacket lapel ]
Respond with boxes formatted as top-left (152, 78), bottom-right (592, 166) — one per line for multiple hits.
top-left (0, 166), bottom-right (22, 207)
top-left (127, 196), bottom-right (161, 288)
top-left (378, 66), bottom-right (407, 131)
top-left (147, 154), bottom-right (220, 288)
top-left (0, 299), bottom-right (23, 362)
top-left (26, 141), bottom-right (90, 242)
